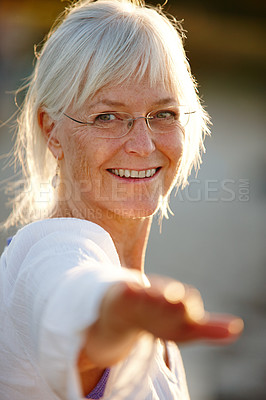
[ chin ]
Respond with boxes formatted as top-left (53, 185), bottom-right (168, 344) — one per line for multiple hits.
top-left (107, 199), bottom-right (161, 220)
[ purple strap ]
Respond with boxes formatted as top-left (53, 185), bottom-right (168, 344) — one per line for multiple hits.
top-left (7, 237), bottom-right (13, 246)
top-left (86, 368), bottom-right (110, 399)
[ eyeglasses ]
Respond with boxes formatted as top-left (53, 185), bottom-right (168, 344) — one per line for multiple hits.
top-left (63, 106), bottom-right (196, 139)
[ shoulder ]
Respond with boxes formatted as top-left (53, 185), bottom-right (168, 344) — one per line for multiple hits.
top-left (5, 218), bottom-right (120, 268)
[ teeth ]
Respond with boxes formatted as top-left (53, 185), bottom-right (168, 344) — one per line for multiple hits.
top-left (146, 169), bottom-right (151, 177)
top-left (110, 168), bottom-right (158, 178)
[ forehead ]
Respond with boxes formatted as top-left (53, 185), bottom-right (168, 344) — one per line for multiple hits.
top-left (80, 79), bottom-right (178, 112)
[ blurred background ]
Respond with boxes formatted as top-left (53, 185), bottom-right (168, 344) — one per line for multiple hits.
top-left (0, 0), bottom-right (265, 399)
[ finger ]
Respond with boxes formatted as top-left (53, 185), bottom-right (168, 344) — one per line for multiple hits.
top-left (194, 313), bottom-right (244, 342)
top-left (176, 313), bottom-right (244, 344)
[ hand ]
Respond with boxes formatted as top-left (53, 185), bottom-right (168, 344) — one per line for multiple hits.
top-left (82, 276), bottom-right (243, 367)
top-left (105, 276), bottom-right (244, 343)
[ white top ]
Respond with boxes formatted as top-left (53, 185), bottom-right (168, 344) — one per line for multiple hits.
top-left (0, 218), bottom-right (190, 399)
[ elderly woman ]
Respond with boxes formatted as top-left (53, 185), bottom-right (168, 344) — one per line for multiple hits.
top-left (0, 0), bottom-right (243, 399)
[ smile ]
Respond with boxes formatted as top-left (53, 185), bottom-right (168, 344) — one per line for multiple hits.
top-left (108, 168), bottom-right (160, 178)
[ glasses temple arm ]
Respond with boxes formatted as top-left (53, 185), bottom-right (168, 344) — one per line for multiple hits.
top-left (63, 113), bottom-right (92, 125)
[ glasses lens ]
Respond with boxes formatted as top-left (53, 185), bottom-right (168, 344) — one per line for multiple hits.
top-left (178, 106), bottom-right (195, 127)
top-left (149, 106), bottom-right (195, 132)
top-left (93, 112), bottom-right (131, 138)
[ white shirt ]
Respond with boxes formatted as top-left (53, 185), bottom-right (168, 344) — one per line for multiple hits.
top-left (0, 218), bottom-right (190, 399)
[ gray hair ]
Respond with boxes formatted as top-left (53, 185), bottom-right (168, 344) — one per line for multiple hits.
top-left (4, 0), bottom-right (210, 228)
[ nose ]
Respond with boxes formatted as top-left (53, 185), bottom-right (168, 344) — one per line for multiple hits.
top-left (123, 118), bottom-right (156, 157)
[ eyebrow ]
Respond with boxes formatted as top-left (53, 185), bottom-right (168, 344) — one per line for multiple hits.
top-left (151, 97), bottom-right (178, 107)
top-left (88, 97), bottom-right (178, 110)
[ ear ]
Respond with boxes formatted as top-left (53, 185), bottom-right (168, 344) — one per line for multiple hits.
top-left (38, 107), bottom-right (64, 160)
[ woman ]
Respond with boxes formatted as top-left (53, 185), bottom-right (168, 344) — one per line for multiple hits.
top-left (0, 0), bottom-right (243, 399)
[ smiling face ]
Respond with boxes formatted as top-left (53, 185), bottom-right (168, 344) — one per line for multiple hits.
top-left (55, 79), bottom-right (184, 222)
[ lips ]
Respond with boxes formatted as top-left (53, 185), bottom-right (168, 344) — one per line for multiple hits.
top-left (107, 168), bottom-right (160, 178)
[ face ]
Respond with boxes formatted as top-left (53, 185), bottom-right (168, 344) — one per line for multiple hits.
top-left (56, 79), bottom-right (184, 222)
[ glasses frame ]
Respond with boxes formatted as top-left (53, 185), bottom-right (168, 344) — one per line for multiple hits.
top-left (63, 106), bottom-right (196, 139)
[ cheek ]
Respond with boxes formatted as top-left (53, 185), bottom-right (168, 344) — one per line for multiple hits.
top-left (159, 132), bottom-right (184, 167)
top-left (63, 132), bottom-right (118, 182)
top-left (62, 131), bottom-right (92, 181)
top-left (161, 134), bottom-right (184, 196)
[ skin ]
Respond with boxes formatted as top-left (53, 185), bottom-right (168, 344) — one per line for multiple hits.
top-left (38, 79), bottom-right (243, 396)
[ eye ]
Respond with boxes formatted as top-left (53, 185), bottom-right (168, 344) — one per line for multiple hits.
top-left (153, 110), bottom-right (177, 120)
top-left (95, 113), bottom-right (117, 122)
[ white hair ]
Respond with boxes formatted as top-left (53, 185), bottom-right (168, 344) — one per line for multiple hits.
top-left (3, 0), bottom-right (210, 228)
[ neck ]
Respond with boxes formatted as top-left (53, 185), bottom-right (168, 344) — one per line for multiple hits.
top-left (101, 215), bottom-right (153, 272)
top-left (53, 201), bottom-right (153, 272)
